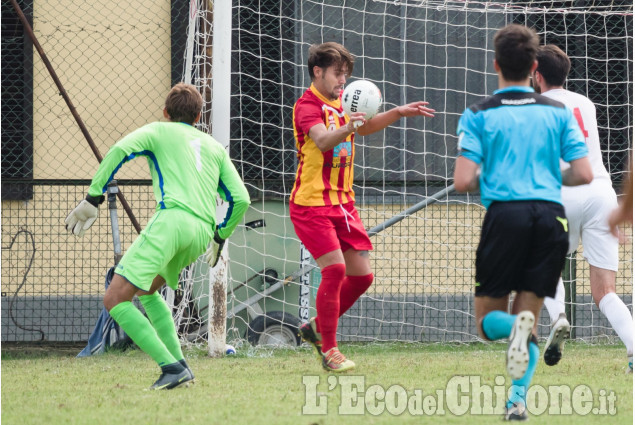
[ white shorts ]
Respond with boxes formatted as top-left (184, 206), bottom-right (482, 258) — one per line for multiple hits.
top-left (561, 177), bottom-right (619, 271)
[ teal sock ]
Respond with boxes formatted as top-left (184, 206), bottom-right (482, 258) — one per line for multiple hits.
top-left (109, 301), bottom-right (177, 367)
top-left (507, 341), bottom-right (539, 408)
top-left (481, 310), bottom-right (516, 341)
top-left (139, 292), bottom-right (184, 362)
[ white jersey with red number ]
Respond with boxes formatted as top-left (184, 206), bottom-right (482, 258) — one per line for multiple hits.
top-left (542, 88), bottom-right (618, 270)
top-left (541, 88), bottom-right (610, 182)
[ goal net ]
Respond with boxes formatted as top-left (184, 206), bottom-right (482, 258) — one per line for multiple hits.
top-left (177, 0), bottom-right (633, 347)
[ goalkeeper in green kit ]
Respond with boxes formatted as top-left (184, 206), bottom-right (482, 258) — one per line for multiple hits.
top-left (65, 83), bottom-right (250, 390)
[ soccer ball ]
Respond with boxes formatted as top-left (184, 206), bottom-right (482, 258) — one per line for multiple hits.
top-left (342, 79), bottom-right (383, 121)
top-left (225, 344), bottom-right (236, 355)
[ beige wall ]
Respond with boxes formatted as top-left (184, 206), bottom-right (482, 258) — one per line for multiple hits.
top-left (363, 203), bottom-right (633, 296)
top-left (32, 0), bottom-right (171, 180)
top-left (2, 1), bottom-right (172, 295)
top-left (2, 194), bottom-right (632, 298)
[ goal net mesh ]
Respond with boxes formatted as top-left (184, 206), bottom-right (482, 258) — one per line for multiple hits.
top-left (180, 0), bottom-right (632, 346)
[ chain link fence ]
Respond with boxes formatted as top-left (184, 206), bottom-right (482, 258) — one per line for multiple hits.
top-left (2, 0), bottom-right (189, 341)
top-left (2, 0), bottom-right (633, 345)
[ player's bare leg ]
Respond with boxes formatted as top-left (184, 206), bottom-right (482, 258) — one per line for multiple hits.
top-left (510, 288), bottom-right (543, 323)
top-left (342, 249), bottom-right (372, 275)
top-left (590, 265), bottom-right (633, 371)
top-left (590, 266), bottom-right (618, 302)
top-left (474, 295), bottom-right (509, 341)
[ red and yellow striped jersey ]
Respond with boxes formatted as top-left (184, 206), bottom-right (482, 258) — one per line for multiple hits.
top-left (290, 84), bottom-right (355, 206)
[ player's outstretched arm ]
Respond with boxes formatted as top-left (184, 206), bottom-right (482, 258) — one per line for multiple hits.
top-left (64, 125), bottom-right (154, 237)
top-left (64, 142), bottom-right (123, 236)
top-left (85, 125), bottom-right (156, 203)
top-left (608, 157), bottom-right (633, 238)
top-left (357, 101), bottom-right (435, 136)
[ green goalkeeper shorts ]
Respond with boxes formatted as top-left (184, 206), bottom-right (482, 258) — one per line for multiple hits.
top-left (115, 208), bottom-right (213, 291)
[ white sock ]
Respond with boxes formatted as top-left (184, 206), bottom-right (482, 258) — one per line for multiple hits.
top-left (544, 278), bottom-right (566, 323)
top-left (598, 292), bottom-right (634, 356)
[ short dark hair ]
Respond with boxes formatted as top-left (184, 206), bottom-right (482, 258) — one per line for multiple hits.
top-left (494, 24), bottom-right (539, 81)
top-left (165, 83), bottom-right (203, 124)
top-left (307, 42), bottom-right (354, 80)
top-left (536, 44), bottom-right (571, 87)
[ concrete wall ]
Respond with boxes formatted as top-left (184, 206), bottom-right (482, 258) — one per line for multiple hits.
top-left (3, 293), bottom-right (631, 344)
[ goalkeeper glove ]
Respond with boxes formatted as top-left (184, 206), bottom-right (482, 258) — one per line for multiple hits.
top-left (204, 230), bottom-right (226, 268)
top-left (64, 195), bottom-right (104, 237)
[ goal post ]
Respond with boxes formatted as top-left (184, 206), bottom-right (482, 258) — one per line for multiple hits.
top-left (170, 0), bottom-right (233, 356)
top-left (206, 0), bottom-right (233, 357)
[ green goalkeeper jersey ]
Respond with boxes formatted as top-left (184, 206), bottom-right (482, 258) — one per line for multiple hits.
top-left (88, 121), bottom-right (250, 239)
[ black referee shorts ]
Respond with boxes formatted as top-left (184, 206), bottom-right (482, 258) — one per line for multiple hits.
top-left (474, 200), bottom-right (569, 299)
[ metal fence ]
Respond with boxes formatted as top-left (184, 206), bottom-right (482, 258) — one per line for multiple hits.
top-left (2, 0), bottom-right (633, 345)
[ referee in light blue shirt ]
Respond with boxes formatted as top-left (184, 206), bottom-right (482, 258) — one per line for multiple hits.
top-left (452, 24), bottom-right (593, 421)
top-left (458, 85), bottom-right (589, 209)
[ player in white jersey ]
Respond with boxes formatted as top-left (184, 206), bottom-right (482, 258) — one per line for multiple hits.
top-left (533, 45), bottom-right (633, 371)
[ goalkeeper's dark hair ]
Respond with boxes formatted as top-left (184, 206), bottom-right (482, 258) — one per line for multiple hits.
top-left (494, 24), bottom-right (539, 82)
top-left (536, 44), bottom-right (571, 87)
top-left (165, 83), bottom-right (203, 124)
top-left (307, 42), bottom-right (355, 80)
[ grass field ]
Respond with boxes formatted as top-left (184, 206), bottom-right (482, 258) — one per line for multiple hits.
top-left (2, 342), bottom-right (632, 425)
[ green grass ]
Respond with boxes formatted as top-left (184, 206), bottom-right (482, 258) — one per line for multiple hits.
top-left (2, 342), bottom-right (632, 424)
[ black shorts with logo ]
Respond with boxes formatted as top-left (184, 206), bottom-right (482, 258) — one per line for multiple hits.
top-left (475, 200), bottom-right (569, 299)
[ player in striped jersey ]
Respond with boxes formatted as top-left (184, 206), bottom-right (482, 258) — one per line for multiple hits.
top-left (294, 42), bottom-right (435, 372)
top-left (534, 45), bottom-right (633, 372)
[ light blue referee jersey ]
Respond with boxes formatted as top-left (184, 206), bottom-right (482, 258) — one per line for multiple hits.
top-left (457, 86), bottom-right (588, 209)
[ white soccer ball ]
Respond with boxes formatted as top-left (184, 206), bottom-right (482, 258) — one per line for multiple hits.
top-left (342, 79), bottom-right (383, 121)
top-left (225, 344), bottom-right (236, 355)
